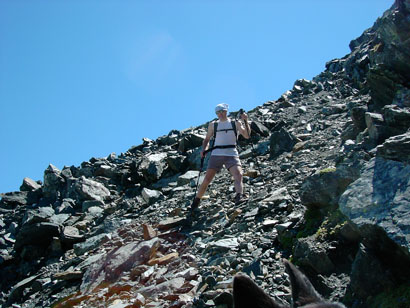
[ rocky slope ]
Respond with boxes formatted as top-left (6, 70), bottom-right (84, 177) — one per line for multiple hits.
top-left (1, 1), bottom-right (409, 307)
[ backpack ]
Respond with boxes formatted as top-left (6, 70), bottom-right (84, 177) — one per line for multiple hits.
top-left (204, 120), bottom-right (238, 155)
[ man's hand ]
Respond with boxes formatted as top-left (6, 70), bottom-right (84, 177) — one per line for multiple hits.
top-left (240, 112), bottom-right (248, 122)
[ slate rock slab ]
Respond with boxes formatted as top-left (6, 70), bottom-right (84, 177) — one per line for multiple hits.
top-left (15, 222), bottom-right (61, 251)
top-left (75, 177), bottom-right (110, 202)
top-left (81, 238), bottom-right (160, 292)
top-left (339, 157), bottom-right (410, 252)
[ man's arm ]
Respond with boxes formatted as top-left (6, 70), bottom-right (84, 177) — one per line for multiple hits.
top-left (237, 113), bottom-right (251, 139)
top-left (201, 122), bottom-right (214, 157)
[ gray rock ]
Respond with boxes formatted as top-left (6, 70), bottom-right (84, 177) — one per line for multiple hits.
top-left (74, 233), bottom-right (111, 256)
top-left (365, 112), bottom-right (387, 145)
top-left (376, 131), bottom-right (410, 163)
top-left (81, 238), bottom-right (160, 292)
top-left (250, 121), bottom-right (270, 137)
top-left (22, 207), bottom-right (54, 225)
top-left (7, 275), bottom-right (40, 306)
top-left (351, 106), bottom-right (368, 131)
top-left (262, 187), bottom-right (292, 206)
top-left (340, 157), bottom-right (410, 251)
top-left (50, 213), bottom-right (71, 225)
top-left (242, 260), bottom-right (263, 277)
top-left (139, 153), bottom-right (168, 182)
top-left (158, 217), bottom-right (186, 231)
top-left (94, 164), bottom-right (115, 178)
top-left (270, 128), bottom-right (298, 159)
top-left (349, 244), bottom-right (397, 300)
top-left (177, 170), bottom-right (200, 186)
top-left (55, 198), bottom-right (77, 214)
top-left (178, 133), bottom-right (205, 152)
top-left (141, 188), bottom-right (163, 205)
top-left (382, 104), bottom-right (410, 129)
top-left (82, 200), bottom-right (104, 212)
top-left (167, 154), bottom-right (187, 173)
top-left (300, 166), bottom-right (358, 209)
top-left (43, 164), bottom-right (64, 199)
top-left (207, 238), bottom-right (239, 252)
top-left (294, 236), bottom-right (335, 274)
top-left (75, 177), bottom-right (110, 202)
top-left (322, 104), bottom-right (346, 116)
top-left (20, 177), bottom-right (41, 192)
top-left (0, 191), bottom-right (31, 207)
top-left (137, 277), bottom-right (185, 298)
top-left (15, 222), bottom-right (62, 251)
top-left (61, 226), bottom-right (84, 245)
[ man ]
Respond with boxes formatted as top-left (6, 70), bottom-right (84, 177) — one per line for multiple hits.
top-left (191, 103), bottom-right (251, 212)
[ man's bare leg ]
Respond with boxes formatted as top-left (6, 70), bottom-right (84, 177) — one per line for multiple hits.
top-left (196, 168), bottom-right (217, 199)
top-left (229, 165), bottom-right (244, 195)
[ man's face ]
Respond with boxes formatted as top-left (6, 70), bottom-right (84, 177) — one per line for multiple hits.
top-left (216, 110), bottom-right (227, 118)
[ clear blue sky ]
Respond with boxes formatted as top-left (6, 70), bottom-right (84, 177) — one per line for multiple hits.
top-left (0, 0), bottom-right (390, 194)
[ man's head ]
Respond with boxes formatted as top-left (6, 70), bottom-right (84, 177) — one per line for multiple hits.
top-left (215, 103), bottom-right (228, 114)
top-left (215, 103), bottom-right (228, 119)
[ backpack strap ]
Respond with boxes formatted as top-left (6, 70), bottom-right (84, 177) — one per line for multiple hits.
top-left (213, 120), bottom-right (238, 139)
top-left (231, 120), bottom-right (238, 140)
top-left (204, 120), bottom-right (238, 155)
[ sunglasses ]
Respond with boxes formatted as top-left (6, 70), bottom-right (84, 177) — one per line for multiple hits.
top-left (216, 110), bottom-right (226, 115)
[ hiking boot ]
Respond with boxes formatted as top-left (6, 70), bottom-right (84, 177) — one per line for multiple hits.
top-left (234, 193), bottom-right (248, 205)
top-left (186, 197), bottom-right (201, 224)
top-left (191, 197), bottom-right (201, 209)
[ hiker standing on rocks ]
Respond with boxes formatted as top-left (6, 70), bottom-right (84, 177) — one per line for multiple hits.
top-left (191, 103), bottom-right (251, 212)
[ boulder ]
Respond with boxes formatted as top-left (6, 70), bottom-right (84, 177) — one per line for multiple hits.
top-left (141, 188), bottom-right (163, 205)
top-left (75, 177), bottom-right (110, 202)
top-left (137, 277), bottom-right (185, 298)
top-left (294, 236), bottom-right (335, 274)
top-left (365, 112), bottom-right (388, 145)
top-left (0, 191), bottom-right (39, 207)
top-left (349, 244), bottom-right (397, 300)
top-left (73, 233), bottom-right (111, 256)
top-left (61, 226), bottom-right (84, 245)
top-left (22, 207), bottom-right (54, 225)
top-left (269, 128), bottom-right (298, 159)
top-left (94, 164), bottom-right (115, 178)
top-left (382, 105), bottom-right (410, 130)
top-left (15, 222), bottom-right (62, 251)
top-left (82, 200), bottom-right (104, 212)
top-left (55, 198), bottom-right (77, 214)
top-left (43, 164), bottom-right (64, 199)
top-left (157, 130), bottom-right (180, 146)
top-left (20, 177), bottom-right (41, 192)
top-left (206, 238), bottom-right (240, 253)
top-left (178, 133), bottom-right (205, 152)
top-left (300, 166), bottom-right (359, 209)
top-left (7, 275), bottom-right (40, 306)
top-left (250, 121), bottom-right (270, 137)
top-left (261, 187), bottom-right (292, 206)
top-left (157, 217), bottom-right (186, 231)
top-left (376, 131), bottom-right (410, 163)
top-left (139, 153), bottom-right (168, 182)
top-left (81, 238), bottom-right (160, 292)
top-left (350, 106), bottom-right (368, 131)
top-left (339, 157), bottom-right (410, 251)
top-left (167, 154), bottom-right (188, 173)
top-left (177, 170), bottom-right (200, 186)
top-left (322, 104), bottom-right (346, 116)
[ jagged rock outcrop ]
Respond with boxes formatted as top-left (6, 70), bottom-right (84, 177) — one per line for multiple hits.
top-left (0, 1), bottom-right (409, 308)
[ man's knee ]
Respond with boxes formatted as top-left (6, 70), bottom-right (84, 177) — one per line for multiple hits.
top-left (230, 166), bottom-right (243, 180)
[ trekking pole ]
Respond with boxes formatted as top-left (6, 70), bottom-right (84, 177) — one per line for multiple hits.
top-left (238, 109), bottom-right (262, 176)
top-left (193, 156), bottom-right (205, 201)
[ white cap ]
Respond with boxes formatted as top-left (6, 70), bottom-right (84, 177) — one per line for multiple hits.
top-left (215, 103), bottom-right (229, 113)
